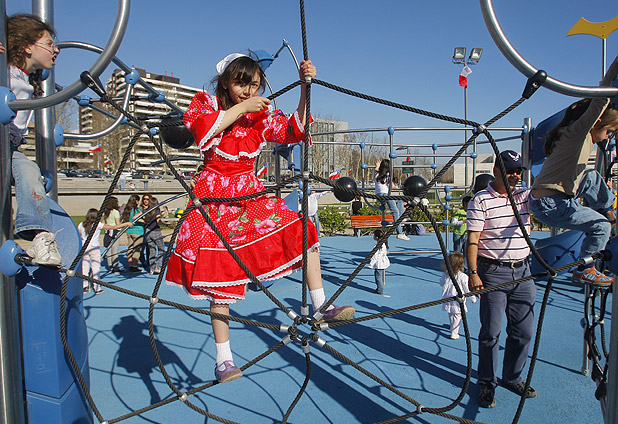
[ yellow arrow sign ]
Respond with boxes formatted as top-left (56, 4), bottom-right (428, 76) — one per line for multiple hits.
top-left (567, 15), bottom-right (618, 39)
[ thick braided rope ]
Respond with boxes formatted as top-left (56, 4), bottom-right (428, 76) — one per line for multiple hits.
top-left (49, 6), bottom-right (588, 421)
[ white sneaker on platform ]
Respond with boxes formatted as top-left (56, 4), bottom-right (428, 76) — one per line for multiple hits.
top-left (26, 231), bottom-right (62, 266)
top-left (396, 234), bottom-right (410, 241)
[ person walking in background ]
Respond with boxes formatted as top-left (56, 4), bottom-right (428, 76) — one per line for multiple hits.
top-left (102, 196), bottom-right (124, 273)
top-left (452, 196), bottom-right (471, 257)
top-left (375, 159), bottom-right (409, 241)
top-left (300, 187), bottom-right (328, 237)
top-left (122, 195), bottom-right (144, 273)
top-left (369, 229), bottom-right (390, 295)
top-left (143, 196), bottom-right (166, 274)
top-left (351, 195), bottom-right (363, 237)
top-left (440, 251), bottom-right (476, 339)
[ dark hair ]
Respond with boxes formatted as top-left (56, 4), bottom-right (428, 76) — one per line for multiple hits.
top-left (462, 195), bottom-right (472, 208)
top-left (373, 229), bottom-right (389, 249)
top-left (145, 196), bottom-right (160, 223)
top-left (212, 56), bottom-right (265, 110)
top-left (121, 196), bottom-right (139, 222)
top-left (442, 251), bottom-right (465, 274)
top-left (140, 193), bottom-right (152, 209)
top-left (7, 14), bottom-right (56, 96)
top-left (376, 159), bottom-right (390, 185)
top-left (103, 196), bottom-right (119, 220)
top-left (82, 208), bottom-right (99, 235)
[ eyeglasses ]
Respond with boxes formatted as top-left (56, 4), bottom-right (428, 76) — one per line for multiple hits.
top-left (34, 42), bottom-right (59, 55)
top-left (505, 167), bottom-right (523, 175)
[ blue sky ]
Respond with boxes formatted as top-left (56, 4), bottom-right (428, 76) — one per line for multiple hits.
top-left (7, 0), bottom-right (617, 152)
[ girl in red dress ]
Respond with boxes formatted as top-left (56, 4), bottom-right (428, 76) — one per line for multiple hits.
top-left (165, 54), bottom-right (355, 383)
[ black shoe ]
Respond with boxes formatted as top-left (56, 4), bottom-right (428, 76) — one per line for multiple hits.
top-left (129, 266), bottom-right (141, 273)
top-left (501, 380), bottom-right (537, 398)
top-left (478, 383), bottom-right (496, 408)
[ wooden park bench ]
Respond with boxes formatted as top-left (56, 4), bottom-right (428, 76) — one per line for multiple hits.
top-left (350, 214), bottom-right (393, 235)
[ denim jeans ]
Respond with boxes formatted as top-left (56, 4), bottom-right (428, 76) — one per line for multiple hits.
top-left (378, 195), bottom-right (404, 235)
top-left (478, 261), bottom-right (535, 387)
top-left (12, 149), bottom-right (52, 237)
top-left (452, 233), bottom-right (467, 256)
top-left (310, 213), bottom-right (321, 236)
top-left (145, 229), bottom-right (165, 270)
top-left (530, 170), bottom-right (614, 258)
top-left (374, 268), bottom-right (385, 293)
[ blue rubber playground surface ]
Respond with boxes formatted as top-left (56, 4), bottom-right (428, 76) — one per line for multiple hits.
top-left (82, 231), bottom-right (607, 423)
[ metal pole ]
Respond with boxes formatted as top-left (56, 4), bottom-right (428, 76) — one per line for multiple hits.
top-left (608, 281), bottom-right (618, 423)
top-left (0, 1), bottom-right (28, 421)
top-left (33, 0), bottom-right (58, 201)
top-left (602, 38), bottom-right (607, 80)
top-left (464, 80), bottom-right (469, 187)
top-left (606, 34), bottom-right (618, 424)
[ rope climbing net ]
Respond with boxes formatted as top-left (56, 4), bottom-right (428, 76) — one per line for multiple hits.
top-left (30, 1), bottom-right (612, 423)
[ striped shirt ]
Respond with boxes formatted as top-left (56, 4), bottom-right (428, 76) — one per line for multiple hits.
top-left (467, 184), bottom-right (531, 261)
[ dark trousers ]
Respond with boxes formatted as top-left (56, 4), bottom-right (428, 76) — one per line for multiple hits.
top-left (478, 260), bottom-right (536, 387)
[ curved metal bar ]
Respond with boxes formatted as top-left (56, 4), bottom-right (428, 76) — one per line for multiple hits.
top-left (8, 0), bottom-right (130, 111)
top-left (56, 41), bottom-right (132, 72)
top-left (480, 0), bottom-right (618, 98)
top-left (63, 82), bottom-right (133, 140)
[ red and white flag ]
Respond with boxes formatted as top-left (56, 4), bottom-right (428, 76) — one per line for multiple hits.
top-left (103, 157), bottom-right (112, 166)
top-left (459, 65), bottom-right (472, 88)
top-left (256, 164), bottom-right (267, 178)
top-left (89, 143), bottom-right (102, 152)
top-left (329, 170), bottom-right (341, 180)
top-left (348, 167), bottom-right (353, 174)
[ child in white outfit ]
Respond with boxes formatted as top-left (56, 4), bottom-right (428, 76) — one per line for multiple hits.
top-left (440, 252), bottom-right (476, 339)
top-left (369, 229), bottom-right (390, 294)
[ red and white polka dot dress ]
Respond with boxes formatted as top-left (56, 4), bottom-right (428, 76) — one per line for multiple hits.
top-left (165, 93), bottom-right (318, 304)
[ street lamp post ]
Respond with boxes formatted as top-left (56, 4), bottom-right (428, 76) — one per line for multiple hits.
top-left (453, 47), bottom-right (483, 187)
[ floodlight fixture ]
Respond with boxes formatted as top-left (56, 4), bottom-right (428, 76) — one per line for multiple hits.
top-left (452, 47), bottom-right (466, 63)
top-left (468, 48), bottom-right (483, 64)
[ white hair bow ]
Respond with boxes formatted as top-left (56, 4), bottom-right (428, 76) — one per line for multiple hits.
top-left (216, 53), bottom-right (248, 75)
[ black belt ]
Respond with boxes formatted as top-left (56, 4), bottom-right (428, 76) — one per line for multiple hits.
top-left (478, 256), bottom-right (528, 269)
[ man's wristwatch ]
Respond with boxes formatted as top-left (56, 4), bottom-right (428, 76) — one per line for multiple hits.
top-left (469, 270), bottom-right (478, 275)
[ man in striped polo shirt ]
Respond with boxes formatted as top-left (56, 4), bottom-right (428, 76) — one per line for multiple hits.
top-left (466, 150), bottom-right (537, 409)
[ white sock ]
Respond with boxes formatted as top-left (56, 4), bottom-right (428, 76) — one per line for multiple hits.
top-left (215, 340), bottom-right (234, 366)
top-left (310, 288), bottom-right (334, 313)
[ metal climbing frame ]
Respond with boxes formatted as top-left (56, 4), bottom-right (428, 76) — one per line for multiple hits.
top-left (310, 122), bottom-right (531, 249)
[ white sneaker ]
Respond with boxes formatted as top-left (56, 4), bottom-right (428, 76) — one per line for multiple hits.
top-left (450, 333), bottom-right (460, 340)
top-left (26, 231), bottom-right (62, 266)
top-left (396, 234), bottom-right (410, 241)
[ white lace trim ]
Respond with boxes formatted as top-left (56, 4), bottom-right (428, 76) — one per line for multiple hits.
top-left (197, 109), bottom-right (225, 151)
top-left (213, 139), bottom-right (266, 160)
top-left (165, 280), bottom-right (242, 304)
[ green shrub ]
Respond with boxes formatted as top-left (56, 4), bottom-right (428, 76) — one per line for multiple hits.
top-left (318, 206), bottom-right (349, 236)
